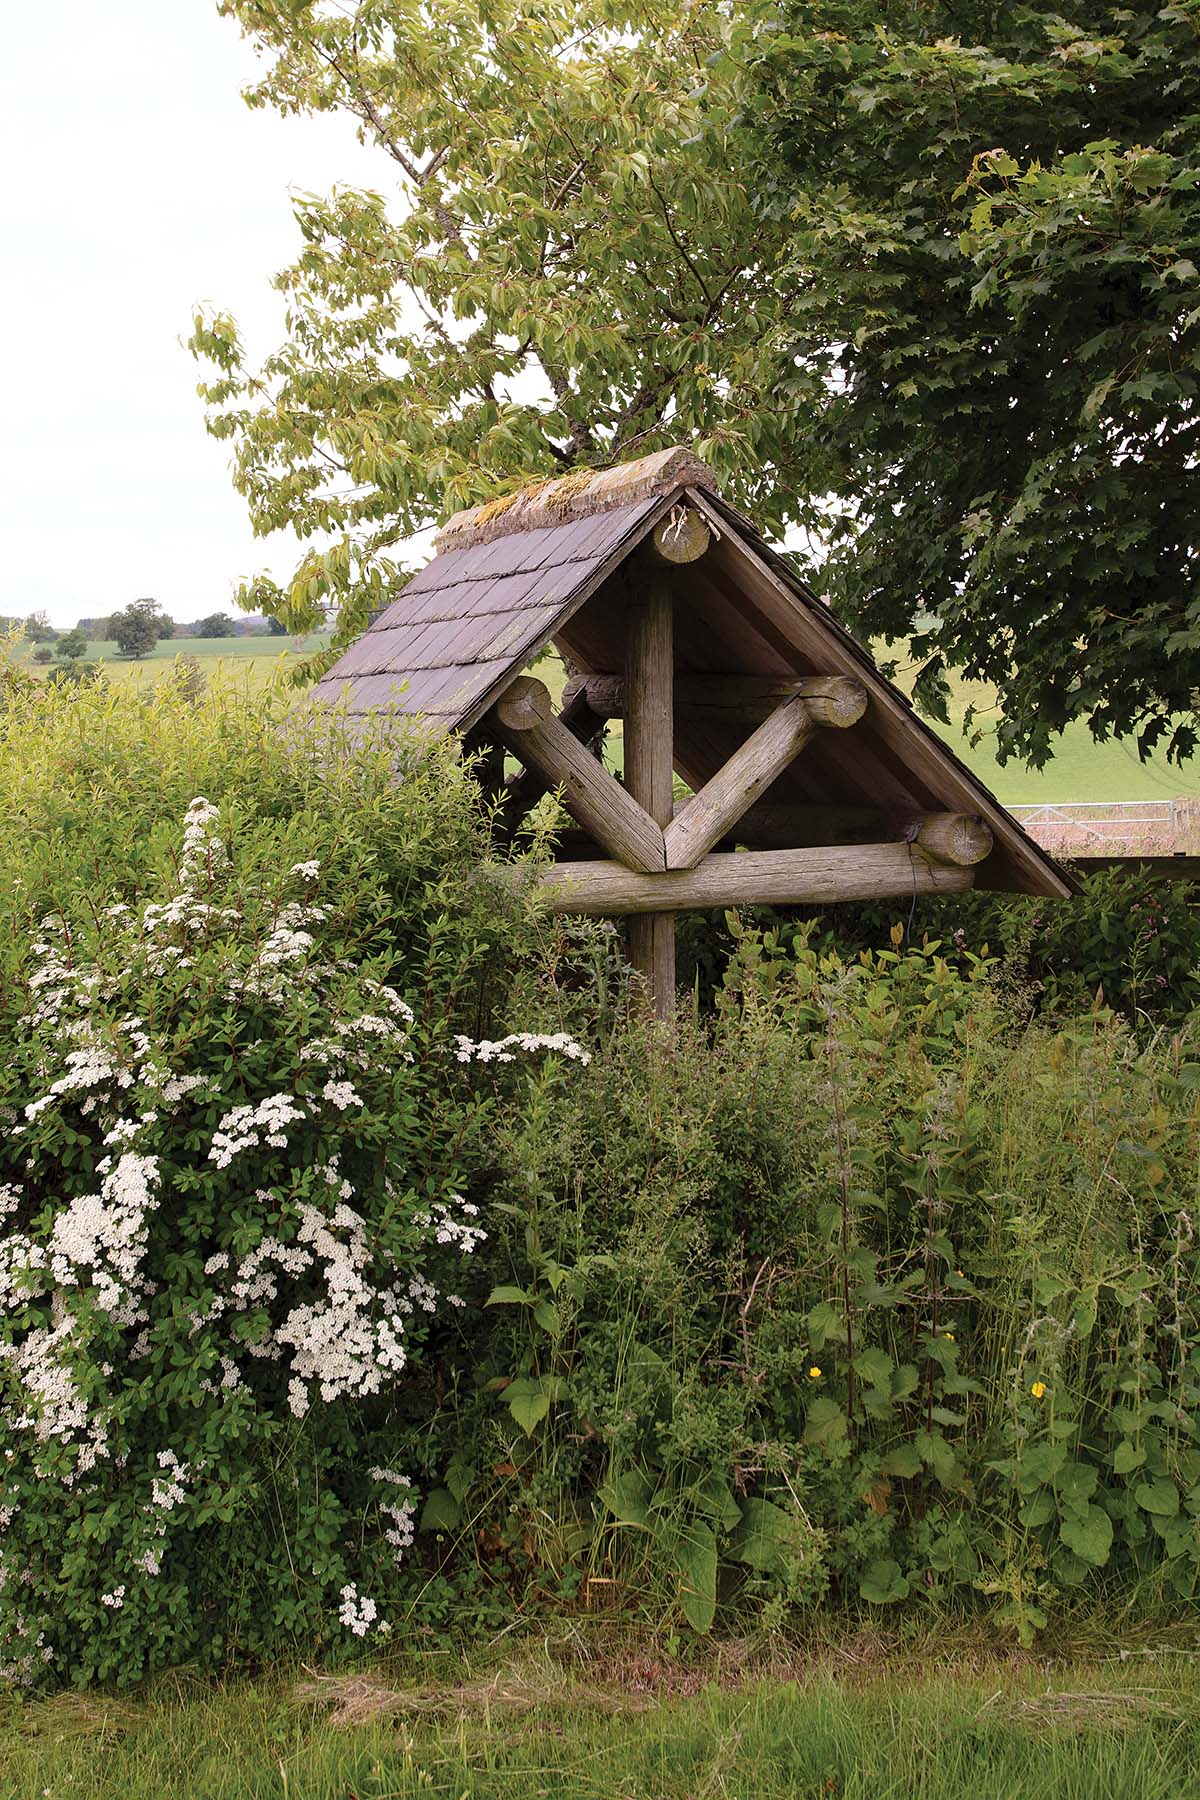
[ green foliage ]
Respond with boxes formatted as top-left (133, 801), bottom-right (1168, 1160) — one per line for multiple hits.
top-left (55, 628), bottom-right (88, 663)
top-left (756, 1), bottom-right (1200, 764)
top-left (192, 612), bottom-right (236, 638)
top-left (0, 663), bottom-right (591, 1684)
top-left (425, 928), bottom-right (1200, 1645)
top-left (110, 599), bottom-right (171, 661)
top-left (192, 0), bottom-right (803, 670)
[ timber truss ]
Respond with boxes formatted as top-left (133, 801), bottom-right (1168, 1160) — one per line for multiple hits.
top-left (480, 509), bottom-right (993, 1019)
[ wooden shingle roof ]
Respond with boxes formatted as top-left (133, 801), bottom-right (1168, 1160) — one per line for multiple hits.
top-left (315, 449), bottom-right (1070, 899)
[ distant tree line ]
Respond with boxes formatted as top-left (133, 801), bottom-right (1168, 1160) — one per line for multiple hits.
top-left (3, 605), bottom-right (293, 661)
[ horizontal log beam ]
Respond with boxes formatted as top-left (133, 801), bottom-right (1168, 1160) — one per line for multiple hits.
top-left (491, 844), bottom-right (974, 915)
top-left (664, 695), bottom-right (817, 870)
top-left (573, 673), bottom-right (868, 728)
top-left (910, 813), bottom-right (993, 868)
top-left (489, 677), bottom-right (665, 873)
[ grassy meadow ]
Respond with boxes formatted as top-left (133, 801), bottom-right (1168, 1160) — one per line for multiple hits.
top-left (4, 1639), bottom-right (1200, 1800)
top-left (18, 629), bottom-right (1200, 807)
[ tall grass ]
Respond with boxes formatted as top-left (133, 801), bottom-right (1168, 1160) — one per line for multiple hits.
top-left (2, 1649), bottom-right (1198, 1799)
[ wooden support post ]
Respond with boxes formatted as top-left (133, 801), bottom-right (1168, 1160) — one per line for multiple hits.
top-left (490, 678), bottom-right (665, 874)
top-left (624, 578), bottom-right (676, 1019)
top-left (490, 843), bottom-right (974, 915)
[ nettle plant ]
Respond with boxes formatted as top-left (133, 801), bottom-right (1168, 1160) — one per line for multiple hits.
top-left (0, 798), bottom-right (587, 1684)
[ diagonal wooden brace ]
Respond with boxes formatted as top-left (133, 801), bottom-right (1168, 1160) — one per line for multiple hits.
top-left (489, 676), bottom-right (666, 873)
top-left (663, 678), bottom-right (867, 870)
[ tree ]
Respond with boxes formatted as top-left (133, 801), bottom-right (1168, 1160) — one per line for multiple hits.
top-left (111, 598), bottom-right (169, 660)
top-left (192, 0), bottom-right (803, 677)
top-left (31, 646), bottom-right (53, 665)
top-left (56, 627), bottom-right (88, 663)
top-left (193, 612), bottom-right (236, 638)
top-left (754, 0), bottom-right (1200, 764)
top-left (22, 610), bottom-right (57, 644)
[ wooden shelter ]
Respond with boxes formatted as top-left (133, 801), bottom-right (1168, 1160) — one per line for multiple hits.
top-left (315, 446), bottom-right (1071, 1018)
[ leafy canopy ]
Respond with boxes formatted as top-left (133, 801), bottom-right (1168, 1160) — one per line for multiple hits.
top-left (756, 1), bottom-right (1200, 764)
top-left (192, 0), bottom-right (809, 677)
top-left (196, 0), bottom-right (1200, 763)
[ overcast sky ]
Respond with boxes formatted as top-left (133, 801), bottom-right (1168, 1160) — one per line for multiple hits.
top-left (1, 3), bottom-right (386, 627)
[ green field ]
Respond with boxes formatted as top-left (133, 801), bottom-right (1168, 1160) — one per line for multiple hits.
top-left (18, 633), bottom-right (1199, 807)
top-left (26, 633), bottom-right (332, 684)
top-left (2, 1647), bottom-right (1198, 1800)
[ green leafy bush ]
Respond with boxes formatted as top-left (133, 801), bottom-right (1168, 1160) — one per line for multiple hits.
top-left (679, 864), bottom-right (1200, 1031)
top-left (0, 670), bottom-right (598, 1684)
top-left (427, 924), bottom-right (1200, 1644)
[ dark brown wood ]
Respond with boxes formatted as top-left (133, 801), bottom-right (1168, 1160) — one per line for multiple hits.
top-left (664, 696), bottom-right (817, 870)
top-left (624, 579), bottom-right (676, 1018)
top-left (495, 844), bottom-right (974, 914)
top-left (490, 677), bottom-right (665, 874)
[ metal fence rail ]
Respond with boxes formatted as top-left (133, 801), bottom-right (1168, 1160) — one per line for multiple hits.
top-left (1010, 799), bottom-right (1180, 844)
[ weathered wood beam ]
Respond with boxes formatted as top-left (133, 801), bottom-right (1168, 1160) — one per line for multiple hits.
top-left (497, 679), bottom-right (607, 842)
top-left (646, 509), bottom-right (710, 566)
top-left (576, 672), bottom-right (868, 728)
top-left (663, 680), bottom-right (867, 871)
top-left (492, 844), bottom-right (973, 915)
top-left (624, 579), bottom-right (676, 1019)
top-left (664, 696), bottom-right (817, 871)
top-left (910, 813), bottom-right (993, 868)
top-left (490, 677), bottom-right (665, 874)
top-left (550, 807), bottom-right (993, 861)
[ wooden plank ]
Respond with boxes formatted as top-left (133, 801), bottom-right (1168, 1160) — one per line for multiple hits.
top-left (624, 578), bottom-right (676, 1018)
top-left (664, 696), bottom-right (817, 870)
top-left (494, 844), bottom-right (974, 914)
top-left (490, 677), bottom-right (665, 874)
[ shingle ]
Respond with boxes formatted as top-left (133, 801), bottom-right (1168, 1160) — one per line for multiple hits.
top-left (312, 495), bottom-right (664, 728)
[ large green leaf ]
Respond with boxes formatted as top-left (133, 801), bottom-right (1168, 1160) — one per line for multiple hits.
top-left (1058, 1504), bottom-right (1113, 1568)
top-left (859, 1559), bottom-right (910, 1605)
top-left (728, 1498), bottom-right (799, 1573)
top-left (673, 1522), bottom-right (718, 1634)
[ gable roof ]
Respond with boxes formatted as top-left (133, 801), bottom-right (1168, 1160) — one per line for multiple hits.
top-left (313, 451), bottom-right (1071, 898)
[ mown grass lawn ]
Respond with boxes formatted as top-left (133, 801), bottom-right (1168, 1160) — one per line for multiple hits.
top-left (4, 1643), bottom-right (1199, 1800)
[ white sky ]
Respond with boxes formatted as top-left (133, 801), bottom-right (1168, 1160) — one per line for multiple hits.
top-left (1, 2), bottom-right (386, 628)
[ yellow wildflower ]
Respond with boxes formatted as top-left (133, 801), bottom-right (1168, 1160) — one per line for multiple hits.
top-left (808, 1366), bottom-right (822, 1380)
top-left (943, 1332), bottom-right (955, 1342)
top-left (1030, 1380), bottom-right (1047, 1400)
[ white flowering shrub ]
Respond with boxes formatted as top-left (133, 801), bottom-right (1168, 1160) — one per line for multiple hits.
top-left (0, 776), bottom-right (591, 1686)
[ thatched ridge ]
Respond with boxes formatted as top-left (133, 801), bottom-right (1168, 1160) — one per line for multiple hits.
top-left (435, 446), bottom-right (713, 552)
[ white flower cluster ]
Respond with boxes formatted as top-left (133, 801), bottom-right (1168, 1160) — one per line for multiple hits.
top-left (413, 1195), bottom-right (485, 1255)
top-left (337, 1581), bottom-right (386, 1637)
top-left (209, 1094), bottom-right (308, 1169)
top-left (47, 1153), bottom-right (160, 1322)
top-left (453, 1030), bottom-right (591, 1066)
top-left (371, 1467), bottom-right (416, 1566)
top-left (0, 797), bottom-right (590, 1669)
